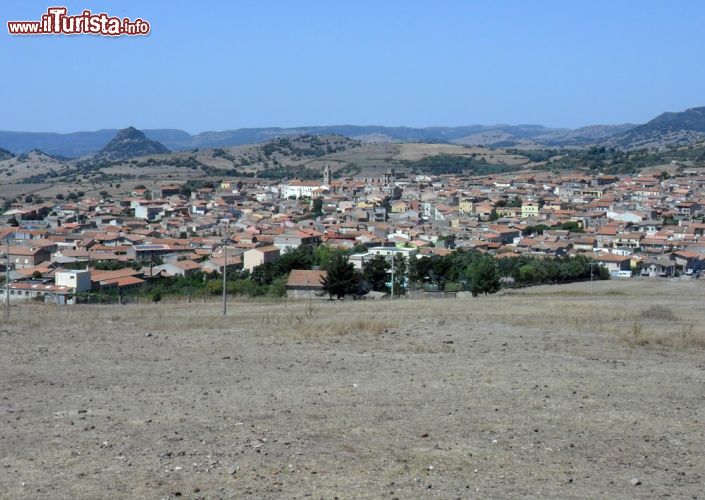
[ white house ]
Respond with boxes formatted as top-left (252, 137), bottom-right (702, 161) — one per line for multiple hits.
top-left (55, 270), bottom-right (92, 292)
top-left (283, 180), bottom-right (325, 199)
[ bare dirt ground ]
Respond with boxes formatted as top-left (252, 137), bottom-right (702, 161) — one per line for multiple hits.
top-left (1, 280), bottom-right (704, 499)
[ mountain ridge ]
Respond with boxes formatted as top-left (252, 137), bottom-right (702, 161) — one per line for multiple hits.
top-left (0, 106), bottom-right (703, 157)
top-left (608, 106), bottom-right (705, 149)
top-left (0, 124), bottom-right (635, 157)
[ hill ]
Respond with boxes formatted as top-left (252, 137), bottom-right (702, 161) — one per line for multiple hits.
top-left (0, 124), bottom-right (639, 156)
top-left (0, 129), bottom-right (183, 158)
top-left (4, 106), bottom-right (705, 155)
top-left (0, 147), bottom-right (13, 161)
top-left (0, 149), bottom-right (71, 183)
top-left (94, 127), bottom-right (170, 161)
top-left (608, 106), bottom-right (705, 149)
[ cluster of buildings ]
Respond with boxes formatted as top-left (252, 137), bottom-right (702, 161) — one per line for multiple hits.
top-left (3, 163), bottom-right (705, 303)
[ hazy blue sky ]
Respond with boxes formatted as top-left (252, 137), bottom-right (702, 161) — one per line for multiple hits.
top-left (3, 0), bottom-right (705, 132)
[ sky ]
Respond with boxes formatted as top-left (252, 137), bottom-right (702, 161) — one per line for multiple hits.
top-left (2, 0), bottom-right (705, 133)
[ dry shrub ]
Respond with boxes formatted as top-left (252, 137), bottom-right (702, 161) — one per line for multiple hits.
top-left (626, 319), bottom-right (647, 346)
top-left (621, 320), bottom-right (705, 350)
top-left (323, 316), bottom-right (398, 336)
top-left (640, 305), bottom-right (678, 321)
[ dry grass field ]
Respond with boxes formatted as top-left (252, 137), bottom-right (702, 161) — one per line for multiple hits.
top-left (394, 143), bottom-right (530, 165)
top-left (1, 280), bottom-right (704, 498)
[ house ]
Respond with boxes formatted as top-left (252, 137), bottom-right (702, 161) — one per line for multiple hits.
top-left (572, 237), bottom-right (597, 252)
top-left (153, 259), bottom-right (202, 277)
top-left (98, 275), bottom-right (145, 293)
top-left (243, 245), bottom-right (281, 272)
top-left (487, 225), bottom-right (521, 244)
top-left (283, 180), bottom-right (325, 199)
top-left (593, 253), bottom-right (631, 277)
top-left (202, 255), bottom-right (242, 274)
top-left (7, 246), bottom-right (51, 269)
top-left (273, 231), bottom-right (321, 252)
top-left (640, 256), bottom-right (676, 278)
top-left (670, 251), bottom-right (704, 275)
top-left (285, 269), bottom-right (327, 299)
top-left (676, 202), bottom-right (702, 218)
top-left (6, 281), bottom-right (73, 304)
top-left (91, 268), bottom-right (145, 291)
top-left (521, 202), bottom-right (540, 218)
top-left (55, 270), bottom-right (92, 292)
top-left (134, 204), bottom-right (164, 221)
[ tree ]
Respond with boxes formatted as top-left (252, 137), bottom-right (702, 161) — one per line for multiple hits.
top-left (467, 256), bottom-right (500, 296)
top-left (363, 255), bottom-right (390, 292)
top-left (312, 197), bottom-right (324, 217)
top-left (351, 243), bottom-right (368, 254)
top-left (391, 254), bottom-right (407, 296)
top-left (321, 252), bottom-right (360, 299)
top-left (313, 245), bottom-right (334, 269)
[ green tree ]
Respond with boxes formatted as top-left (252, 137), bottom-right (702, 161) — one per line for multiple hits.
top-left (363, 255), bottom-right (390, 292)
top-left (351, 243), bottom-right (368, 254)
top-left (391, 254), bottom-right (407, 296)
top-left (313, 245), bottom-right (334, 268)
top-left (408, 255), bottom-right (430, 288)
top-left (322, 253), bottom-right (360, 299)
top-left (467, 256), bottom-right (501, 296)
top-left (312, 197), bottom-right (324, 217)
top-left (267, 276), bottom-right (288, 297)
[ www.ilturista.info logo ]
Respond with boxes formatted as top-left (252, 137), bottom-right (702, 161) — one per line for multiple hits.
top-left (7, 7), bottom-right (150, 36)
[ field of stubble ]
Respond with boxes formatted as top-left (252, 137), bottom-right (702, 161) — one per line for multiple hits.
top-left (1, 280), bottom-right (704, 499)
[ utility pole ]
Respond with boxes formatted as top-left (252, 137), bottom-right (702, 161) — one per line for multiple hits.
top-left (4, 236), bottom-right (10, 320)
top-left (222, 238), bottom-right (228, 316)
top-left (390, 254), bottom-right (395, 300)
top-left (590, 260), bottom-right (594, 296)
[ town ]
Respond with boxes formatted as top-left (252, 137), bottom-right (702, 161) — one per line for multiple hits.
top-left (3, 157), bottom-right (704, 306)
top-left (5, 2), bottom-right (705, 498)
